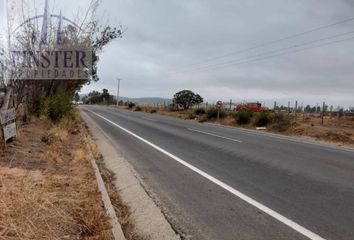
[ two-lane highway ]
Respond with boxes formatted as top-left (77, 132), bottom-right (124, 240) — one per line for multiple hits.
top-left (82, 105), bottom-right (354, 240)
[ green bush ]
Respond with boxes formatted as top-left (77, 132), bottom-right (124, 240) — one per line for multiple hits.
top-left (43, 91), bottom-right (73, 122)
top-left (253, 111), bottom-right (272, 127)
top-left (194, 108), bottom-right (206, 115)
top-left (128, 102), bottom-right (135, 109)
top-left (235, 110), bottom-right (253, 124)
top-left (268, 112), bottom-right (291, 132)
top-left (252, 111), bottom-right (291, 128)
top-left (207, 108), bottom-right (226, 120)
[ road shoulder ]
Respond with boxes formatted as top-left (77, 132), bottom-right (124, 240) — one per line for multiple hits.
top-left (81, 110), bottom-right (181, 240)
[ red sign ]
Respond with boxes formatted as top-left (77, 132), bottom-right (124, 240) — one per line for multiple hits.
top-left (216, 101), bottom-right (223, 109)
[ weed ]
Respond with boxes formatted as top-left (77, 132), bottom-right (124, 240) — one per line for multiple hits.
top-left (41, 132), bottom-right (54, 144)
top-left (207, 108), bottom-right (226, 120)
top-left (234, 110), bottom-right (253, 124)
top-left (194, 108), bottom-right (206, 115)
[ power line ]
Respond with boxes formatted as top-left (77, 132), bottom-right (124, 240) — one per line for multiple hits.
top-left (173, 36), bottom-right (354, 75)
top-left (171, 30), bottom-right (354, 74)
top-left (170, 16), bottom-right (354, 73)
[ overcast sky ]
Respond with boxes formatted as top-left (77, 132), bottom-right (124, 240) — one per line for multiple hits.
top-left (2, 0), bottom-right (354, 107)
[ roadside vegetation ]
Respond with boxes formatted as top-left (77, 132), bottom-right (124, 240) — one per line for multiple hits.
top-left (110, 90), bottom-right (354, 147)
top-left (1, 93), bottom-right (140, 239)
top-left (0, 108), bottom-right (113, 239)
top-left (0, 1), bottom-right (137, 239)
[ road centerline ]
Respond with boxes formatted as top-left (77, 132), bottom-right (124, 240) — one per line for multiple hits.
top-left (188, 128), bottom-right (243, 143)
top-left (87, 109), bottom-right (326, 240)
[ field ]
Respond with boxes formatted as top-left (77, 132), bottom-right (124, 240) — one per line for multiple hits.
top-left (118, 105), bottom-right (354, 148)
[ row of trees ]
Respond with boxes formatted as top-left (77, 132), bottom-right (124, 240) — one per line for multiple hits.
top-left (81, 89), bottom-right (205, 110)
top-left (83, 89), bottom-right (116, 104)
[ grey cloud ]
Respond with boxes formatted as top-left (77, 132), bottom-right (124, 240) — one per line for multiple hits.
top-left (5, 0), bottom-right (353, 107)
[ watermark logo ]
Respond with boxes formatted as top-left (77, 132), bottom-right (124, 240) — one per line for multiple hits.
top-left (9, 0), bottom-right (92, 80)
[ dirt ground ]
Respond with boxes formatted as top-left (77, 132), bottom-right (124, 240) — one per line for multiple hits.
top-left (0, 114), bottom-right (114, 239)
top-left (287, 115), bottom-right (354, 147)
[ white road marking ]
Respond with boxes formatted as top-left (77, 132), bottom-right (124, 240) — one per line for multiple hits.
top-left (88, 110), bottom-right (326, 240)
top-left (205, 123), bottom-right (354, 154)
top-left (142, 116), bottom-right (158, 122)
top-left (188, 128), bottom-right (242, 143)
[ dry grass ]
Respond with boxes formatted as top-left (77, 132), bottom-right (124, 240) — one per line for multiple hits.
top-left (115, 105), bottom-right (354, 147)
top-left (0, 111), bottom-right (114, 240)
top-left (90, 152), bottom-right (139, 240)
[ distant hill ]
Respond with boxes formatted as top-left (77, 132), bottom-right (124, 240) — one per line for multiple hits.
top-left (118, 97), bottom-right (172, 105)
top-left (80, 94), bottom-right (172, 105)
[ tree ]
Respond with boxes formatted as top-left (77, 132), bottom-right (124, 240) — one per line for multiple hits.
top-left (173, 90), bottom-right (203, 110)
top-left (74, 92), bottom-right (80, 102)
top-left (101, 89), bottom-right (110, 103)
top-left (87, 89), bottom-right (115, 104)
top-left (1, 0), bottom-right (122, 116)
top-left (87, 90), bottom-right (102, 104)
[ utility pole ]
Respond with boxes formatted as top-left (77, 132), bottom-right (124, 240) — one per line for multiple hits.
top-left (316, 103), bottom-right (319, 114)
top-left (116, 78), bottom-right (121, 107)
top-left (322, 101), bottom-right (325, 125)
top-left (295, 101), bottom-right (298, 118)
top-left (302, 103), bottom-right (305, 122)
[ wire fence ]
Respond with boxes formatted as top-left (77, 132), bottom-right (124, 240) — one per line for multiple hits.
top-left (133, 100), bottom-right (354, 125)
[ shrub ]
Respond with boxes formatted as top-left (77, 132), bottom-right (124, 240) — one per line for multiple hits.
top-left (198, 115), bottom-right (208, 123)
top-left (253, 111), bottom-right (272, 127)
top-left (31, 96), bottom-right (45, 117)
top-left (268, 112), bottom-right (291, 132)
top-left (187, 112), bottom-right (196, 119)
top-left (128, 102), bottom-right (135, 109)
top-left (234, 110), bottom-right (253, 125)
top-left (207, 108), bottom-right (226, 120)
top-left (41, 132), bottom-right (54, 144)
top-left (134, 106), bottom-right (142, 111)
top-left (150, 109), bottom-right (157, 114)
top-left (252, 111), bottom-right (291, 129)
top-left (43, 91), bottom-right (73, 122)
top-left (194, 108), bottom-right (206, 115)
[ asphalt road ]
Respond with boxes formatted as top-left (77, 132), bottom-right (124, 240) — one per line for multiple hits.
top-left (81, 105), bottom-right (354, 240)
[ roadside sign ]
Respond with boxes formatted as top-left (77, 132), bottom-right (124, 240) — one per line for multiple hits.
top-left (1, 108), bottom-right (16, 143)
top-left (216, 101), bottom-right (223, 109)
top-left (3, 122), bottom-right (16, 142)
top-left (0, 108), bottom-right (16, 125)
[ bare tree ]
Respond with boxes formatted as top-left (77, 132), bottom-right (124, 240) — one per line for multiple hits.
top-left (1, 0), bottom-right (122, 115)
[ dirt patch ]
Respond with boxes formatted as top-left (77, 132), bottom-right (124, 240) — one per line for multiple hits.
top-left (283, 116), bottom-right (354, 146)
top-left (0, 113), bottom-right (114, 239)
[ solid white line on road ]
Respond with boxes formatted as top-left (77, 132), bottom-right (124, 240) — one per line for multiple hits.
top-left (188, 128), bottom-right (242, 143)
top-left (88, 110), bottom-right (326, 240)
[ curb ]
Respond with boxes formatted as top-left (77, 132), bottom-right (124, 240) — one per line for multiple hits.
top-left (81, 109), bottom-right (180, 240)
top-left (91, 158), bottom-right (126, 240)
